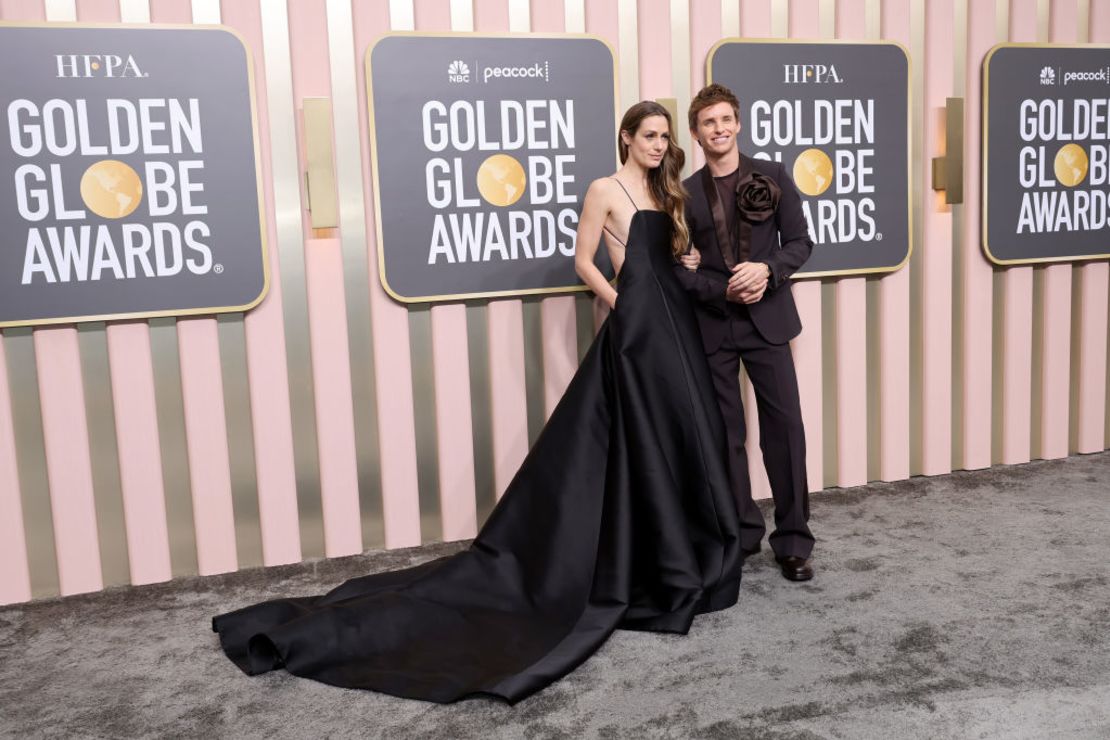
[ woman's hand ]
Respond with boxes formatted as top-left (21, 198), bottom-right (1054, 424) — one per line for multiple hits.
top-left (679, 246), bottom-right (701, 272)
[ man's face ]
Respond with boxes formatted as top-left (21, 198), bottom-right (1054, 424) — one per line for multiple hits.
top-left (692, 101), bottom-right (740, 157)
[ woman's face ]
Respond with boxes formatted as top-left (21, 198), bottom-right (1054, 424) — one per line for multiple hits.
top-left (622, 114), bottom-right (670, 169)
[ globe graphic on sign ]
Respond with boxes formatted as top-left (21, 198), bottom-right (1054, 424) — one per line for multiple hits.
top-left (792, 148), bottom-right (833, 197)
top-left (1054, 143), bottom-right (1088, 187)
top-left (80, 160), bottom-right (143, 219)
top-left (476, 154), bottom-right (527, 207)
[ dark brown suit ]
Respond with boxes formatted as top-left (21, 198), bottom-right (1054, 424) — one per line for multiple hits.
top-left (674, 153), bottom-right (815, 558)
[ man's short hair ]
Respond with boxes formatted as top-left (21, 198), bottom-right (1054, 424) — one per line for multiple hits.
top-left (688, 83), bottom-right (741, 131)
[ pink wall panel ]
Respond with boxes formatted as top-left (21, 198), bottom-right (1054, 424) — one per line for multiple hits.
top-left (221, 0), bottom-right (304, 567)
top-left (33, 328), bottom-right (103, 595)
top-left (1076, 0), bottom-right (1110, 454)
top-left (959, 0), bottom-right (995, 471)
top-left (919, 0), bottom-right (954, 476)
top-left (878, 0), bottom-right (911, 482)
top-left (419, 0), bottom-right (479, 541)
top-left (1000, 0), bottom-right (1039, 467)
top-left (472, 0), bottom-right (530, 499)
top-left (534, 0), bottom-right (581, 424)
top-left (106, 323), bottom-right (172, 585)
top-left (1038, 0), bottom-right (1078, 460)
top-left (287, 0), bottom-right (362, 557)
top-left (788, 0), bottom-right (825, 493)
top-left (352, 0), bottom-right (422, 547)
top-left (833, 0), bottom-right (869, 488)
top-left (76, 0), bottom-right (173, 587)
top-left (0, 338), bottom-right (31, 604)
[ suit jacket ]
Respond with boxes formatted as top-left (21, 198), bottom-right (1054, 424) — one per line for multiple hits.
top-left (674, 153), bottom-right (814, 350)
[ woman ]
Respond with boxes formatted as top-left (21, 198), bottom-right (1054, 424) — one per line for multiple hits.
top-left (212, 102), bottom-right (742, 705)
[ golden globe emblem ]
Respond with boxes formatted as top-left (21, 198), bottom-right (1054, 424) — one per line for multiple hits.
top-left (1053, 143), bottom-right (1088, 187)
top-left (80, 160), bottom-right (143, 219)
top-left (792, 148), bottom-right (834, 197)
top-left (476, 154), bottom-right (527, 207)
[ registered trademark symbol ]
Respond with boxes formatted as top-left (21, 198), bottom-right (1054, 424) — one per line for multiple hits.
top-left (875, 232), bottom-right (883, 241)
top-left (214, 264), bottom-right (224, 274)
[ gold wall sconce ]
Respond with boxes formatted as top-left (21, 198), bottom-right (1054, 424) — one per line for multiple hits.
top-left (931, 96), bottom-right (964, 205)
top-left (302, 97), bottom-right (338, 229)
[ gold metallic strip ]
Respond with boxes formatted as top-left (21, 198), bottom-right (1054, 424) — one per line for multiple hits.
top-left (671, 0), bottom-right (692, 176)
top-left (565, 0), bottom-right (586, 32)
top-left (466, 303), bottom-right (497, 525)
top-left (522, 298), bottom-right (546, 445)
top-left (327, 0), bottom-right (384, 549)
top-left (575, 295), bottom-right (595, 362)
top-left (77, 323), bottom-right (130, 588)
top-left (190, 0), bottom-right (220, 24)
top-left (2, 329), bottom-right (59, 598)
top-left (43, 0), bottom-right (75, 21)
top-left (260, 0), bottom-right (324, 560)
top-left (1036, 0), bottom-right (1048, 41)
top-left (866, 0), bottom-right (880, 39)
top-left (722, 0), bottom-right (739, 36)
top-left (996, 0), bottom-right (1008, 41)
top-left (118, 0), bottom-right (149, 22)
top-left (148, 318), bottom-right (197, 577)
top-left (772, 0), bottom-right (788, 37)
top-left (407, 306), bottom-right (442, 543)
top-left (618, 0), bottom-right (639, 109)
top-left (508, 0), bottom-right (529, 32)
top-left (1078, 0), bottom-right (1089, 42)
top-left (450, 0), bottom-right (473, 30)
top-left (217, 314), bottom-right (263, 569)
top-left (820, 0), bottom-right (836, 37)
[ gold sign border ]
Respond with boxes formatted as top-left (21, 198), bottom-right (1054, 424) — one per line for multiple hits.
top-left (981, 41), bottom-right (1110, 267)
top-left (0, 21), bottom-right (271, 329)
top-left (364, 31), bottom-right (620, 305)
top-left (706, 36), bottom-right (914, 280)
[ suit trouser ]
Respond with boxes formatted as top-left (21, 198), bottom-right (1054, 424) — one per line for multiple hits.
top-left (706, 308), bottom-right (814, 559)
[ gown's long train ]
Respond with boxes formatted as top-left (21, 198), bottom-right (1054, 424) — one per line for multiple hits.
top-left (212, 210), bottom-right (743, 703)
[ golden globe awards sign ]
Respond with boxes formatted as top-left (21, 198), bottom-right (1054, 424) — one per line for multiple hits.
top-left (366, 34), bottom-right (617, 302)
top-left (708, 40), bottom-right (911, 277)
top-left (0, 24), bottom-right (268, 328)
top-left (983, 44), bottom-right (1110, 264)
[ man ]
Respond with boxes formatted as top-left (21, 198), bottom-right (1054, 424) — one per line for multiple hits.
top-left (675, 83), bottom-right (815, 581)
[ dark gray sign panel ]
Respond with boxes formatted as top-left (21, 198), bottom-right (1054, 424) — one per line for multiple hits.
top-left (366, 33), bottom-right (617, 303)
top-left (708, 39), bottom-right (911, 277)
top-left (983, 44), bottom-right (1110, 265)
top-left (0, 23), bottom-right (268, 328)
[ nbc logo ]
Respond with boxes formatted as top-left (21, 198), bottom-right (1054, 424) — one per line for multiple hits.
top-left (448, 60), bottom-right (470, 83)
top-left (1039, 66), bottom-right (1055, 85)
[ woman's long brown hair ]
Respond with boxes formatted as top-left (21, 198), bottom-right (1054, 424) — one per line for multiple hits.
top-left (617, 101), bottom-right (689, 258)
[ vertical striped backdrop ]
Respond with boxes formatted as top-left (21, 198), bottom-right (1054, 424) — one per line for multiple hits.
top-left (0, 0), bottom-right (1107, 604)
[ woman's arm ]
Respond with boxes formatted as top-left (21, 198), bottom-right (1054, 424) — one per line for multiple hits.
top-left (574, 180), bottom-right (619, 309)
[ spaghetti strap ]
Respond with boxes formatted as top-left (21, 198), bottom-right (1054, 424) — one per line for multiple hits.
top-left (602, 224), bottom-right (626, 247)
top-left (610, 177), bottom-right (640, 211)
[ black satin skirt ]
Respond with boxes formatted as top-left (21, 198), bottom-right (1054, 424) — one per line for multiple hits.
top-left (212, 211), bottom-right (743, 703)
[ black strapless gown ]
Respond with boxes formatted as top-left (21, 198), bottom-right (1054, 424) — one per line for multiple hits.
top-left (212, 211), bottom-right (743, 704)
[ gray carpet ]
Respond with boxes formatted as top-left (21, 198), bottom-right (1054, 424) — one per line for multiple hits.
top-left (2, 453), bottom-right (1109, 739)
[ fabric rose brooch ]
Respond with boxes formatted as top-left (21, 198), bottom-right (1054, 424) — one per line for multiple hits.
top-left (735, 171), bottom-right (781, 224)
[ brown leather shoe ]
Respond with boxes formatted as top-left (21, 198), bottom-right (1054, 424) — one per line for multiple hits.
top-left (775, 556), bottom-right (814, 582)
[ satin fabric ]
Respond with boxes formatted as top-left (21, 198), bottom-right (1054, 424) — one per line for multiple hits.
top-left (212, 210), bottom-right (743, 704)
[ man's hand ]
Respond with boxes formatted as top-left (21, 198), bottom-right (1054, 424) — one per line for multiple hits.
top-left (679, 247), bottom-right (701, 272)
top-left (727, 262), bottom-right (770, 304)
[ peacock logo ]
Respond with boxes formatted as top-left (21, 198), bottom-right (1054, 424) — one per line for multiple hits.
top-left (448, 60), bottom-right (470, 83)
